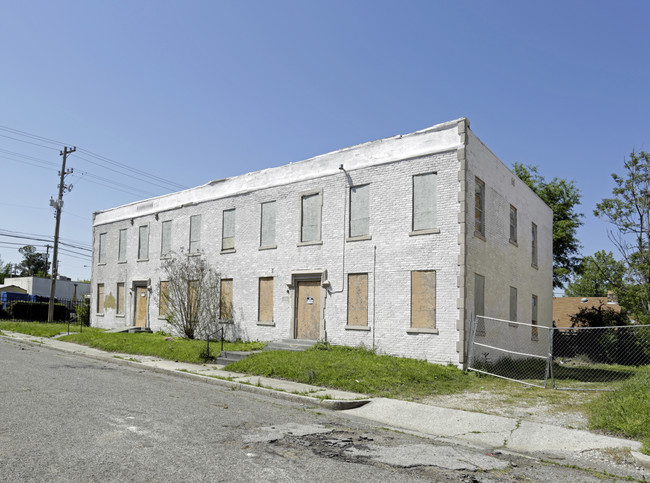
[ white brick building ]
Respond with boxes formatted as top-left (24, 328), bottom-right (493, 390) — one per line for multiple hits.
top-left (91, 118), bottom-right (552, 366)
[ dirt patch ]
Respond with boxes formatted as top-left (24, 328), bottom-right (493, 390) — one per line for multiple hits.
top-left (421, 387), bottom-right (598, 431)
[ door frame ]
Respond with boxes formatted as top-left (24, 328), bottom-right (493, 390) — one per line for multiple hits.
top-left (289, 271), bottom-right (326, 340)
top-left (132, 280), bottom-right (150, 328)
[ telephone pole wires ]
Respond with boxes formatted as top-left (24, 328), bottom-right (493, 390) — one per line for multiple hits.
top-left (48, 146), bottom-right (75, 323)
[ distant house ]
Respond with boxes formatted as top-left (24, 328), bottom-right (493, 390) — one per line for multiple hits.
top-left (0, 276), bottom-right (90, 301)
top-left (553, 293), bottom-right (623, 328)
top-left (0, 284), bottom-right (27, 294)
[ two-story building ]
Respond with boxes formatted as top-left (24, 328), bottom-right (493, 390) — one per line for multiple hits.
top-left (91, 118), bottom-right (552, 367)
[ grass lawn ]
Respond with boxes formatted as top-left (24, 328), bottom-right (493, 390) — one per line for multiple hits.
top-left (588, 365), bottom-right (650, 454)
top-left (0, 321), bottom-right (104, 338)
top-left (59, 331), bottom-right (265, 364)
top-left (226, 344), bottom-right (479, 399)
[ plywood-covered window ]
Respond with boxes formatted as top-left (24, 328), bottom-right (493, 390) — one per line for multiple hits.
top-left (531, 294), bottom-right (538, 340)
top-left (117, 282), bottom-right (125, 315)
top-left (509, 205), bottom-right (517, 244)
top-left (347, 273), bottom-right (368, 327)
top-left (349, 185), bottom-right (370, 237)
top-left (509, 286), bottom-right (517, 325)
top-left (138, 225), bottom-right (149, 260)
top-left (258, 277), bottom-right (273, 323)
top-left (160, 220), bottom-right (172, 258)
top-left (222, 209), bottom-right (235, 251)
top-left (97, 283), bottom-right (104, 314)
top-left (189, 215), bottom-right (201, 254)
top-left (300, 191), bottom-right (322, 243)
top-left (159, 281), bottom-right (169, 318)
top-left (411, 271), bottom-right (436, 329)
top-left (260, 201), bottom-right (276, 248)
top-left (412, 173), bottom-right (437, 231)
top-left (220, 278), bottom-right (233, 322)
top-left (118, 229), bottom-right (127, 262)
top-left (98, 232), bottom-right (107, 264)
top-left (531, 222), bottom-right (538, 267)
top-left (475, 177), bottom-right (485, 237)
top-left (474, 273), bottom-right (485, 336)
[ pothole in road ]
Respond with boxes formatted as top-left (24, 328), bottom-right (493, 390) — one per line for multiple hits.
top-left (243, 423), bottom-right (510, 473)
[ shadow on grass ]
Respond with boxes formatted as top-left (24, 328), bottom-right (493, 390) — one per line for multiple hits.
top-left (472, 356), bottom-right (642, 386)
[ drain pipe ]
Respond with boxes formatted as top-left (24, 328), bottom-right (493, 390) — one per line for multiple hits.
top-left (329, 164), bottom-right (349, 296)
top-left (372, 244), bottom-right (377, 351)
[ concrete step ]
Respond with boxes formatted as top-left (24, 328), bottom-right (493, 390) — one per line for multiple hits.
top-left (105, 326), bottom-right (153, 334)
top-left (263, 339), bottom-right (317, 352)
top-left (215, 350), bottom-right (262, 365)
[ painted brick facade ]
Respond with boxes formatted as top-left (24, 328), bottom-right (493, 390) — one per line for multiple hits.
top-left (91, 118), bottom-right (553, 366)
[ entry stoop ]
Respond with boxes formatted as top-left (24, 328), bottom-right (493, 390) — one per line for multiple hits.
top-left (105, 326), bottom-right (153, 334)
top-left (263, 339), bottom-right (317, 352)
top-left (216, 350), bottom-right (262, 365)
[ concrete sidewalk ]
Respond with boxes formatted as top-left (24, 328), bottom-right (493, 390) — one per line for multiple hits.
top-left (2, 329), bottom-right (648, 473)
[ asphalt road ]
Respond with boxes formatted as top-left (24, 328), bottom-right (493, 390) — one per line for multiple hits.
top-left (0, 339), bottom-right (636, 482)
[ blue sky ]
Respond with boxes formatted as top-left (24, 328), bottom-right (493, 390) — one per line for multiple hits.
top-left (1, 0), bottom-right (649, 289)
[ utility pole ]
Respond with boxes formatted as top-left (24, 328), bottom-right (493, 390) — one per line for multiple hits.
top-left (48, 146), bottom-right (75, 323)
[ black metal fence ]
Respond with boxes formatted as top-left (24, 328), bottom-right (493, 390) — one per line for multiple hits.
top-left (0, 298), bottom-right (90, 324)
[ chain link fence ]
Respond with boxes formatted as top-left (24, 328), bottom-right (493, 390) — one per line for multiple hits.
top-left (468, 315), bottom-right (650, 390)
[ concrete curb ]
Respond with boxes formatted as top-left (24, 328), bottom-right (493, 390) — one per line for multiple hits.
top-left (0, 333), bottom-right (371, 411)
top-left (631, 450), bottom-right (650, 470)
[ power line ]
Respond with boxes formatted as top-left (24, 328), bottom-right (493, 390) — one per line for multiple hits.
top-left (0, 124), bottom-right (189, 192)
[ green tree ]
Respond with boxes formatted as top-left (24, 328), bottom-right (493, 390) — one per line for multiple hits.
top-left (595, 150), bottom-right (650, 322)
top-left (17, 245), bottom-right (49, 277)
top-left (513, 163), bottom-right (583, 289)
top-left (565, 250), bottom-right (626, 297)
top-left (0, 255), bottom-right (11, 283)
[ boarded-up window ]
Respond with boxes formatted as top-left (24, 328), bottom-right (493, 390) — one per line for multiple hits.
top-left (531, 294), bottom-right (538, 340)
top-left (222, 209), bottom-right (235, 250)
top-left (98, 233), bottom-right (107, 264)
top-left (413, 173), bottom-right (437, 231)
top-left (220, 278), bottom-right (233, 321)
top-left (347, 273), bottom-right (368, 326)
top-left (474, 273), bottom-right (485, 335)
top-left (118, 229), bottom-right (127, 262)
top-left (509, 286), bottom-right (517, 324)
top-left (531, 222), bottom-right (538, 267)
top-left (97, 283), bottom-right (104, 314)
top-left (258, 277), bottom-right (273, 322)
top-left (475, 178), bottom-right (485, 236)
top-left (138, 225), bottom-right (149, 260)
top-left (159, 281), bottom-right (169, 318)
top-left (117, 282), bottom-right (125, 315)
top-left (411, 271), bottom-right (436, 329)
top-left (161, 220), bottom-right (172, 257)
top-left (260, 201), bottom-right (276, 247)
top-left (189, 215), bottom-right (201, 254)
top-left (509, 205), bottom-right (517, 243)
top-left (301, 192), bottom-right (321, 242)
top-left (350, 185), bottom-right (370, 237)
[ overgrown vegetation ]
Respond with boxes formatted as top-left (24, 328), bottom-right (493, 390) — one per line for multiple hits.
top-left (226, 344), bottom-right (477, 399)
top-left (588, 365), bottom-right (650, 455)
top-left (59, 330), bottom-right (264, 364)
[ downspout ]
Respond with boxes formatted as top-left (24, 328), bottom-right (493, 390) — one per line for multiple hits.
top-left (372, 244), bottom-right (377, 351)
top-left (322, 164), bottom-right (349, 341)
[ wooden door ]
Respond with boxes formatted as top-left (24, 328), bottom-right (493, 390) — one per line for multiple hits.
top-left (295, 280), bottom-right (320, 340)
top-left (135, 286), bottom-right (148, 327)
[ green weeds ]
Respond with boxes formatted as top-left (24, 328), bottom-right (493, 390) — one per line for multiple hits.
top-left (226, 345), bottom-right (477, 399)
